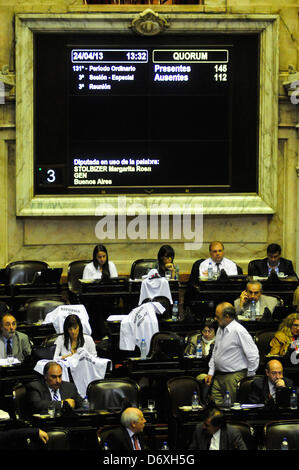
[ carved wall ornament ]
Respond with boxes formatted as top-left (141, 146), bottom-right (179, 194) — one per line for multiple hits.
top-left (130, 9), bottom-right (170, 36)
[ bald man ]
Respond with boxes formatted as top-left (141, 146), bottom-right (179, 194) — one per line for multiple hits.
top-left (205, 302), bottom-right (259, 405)
top-left (247, 359), bottom-right (294, 405)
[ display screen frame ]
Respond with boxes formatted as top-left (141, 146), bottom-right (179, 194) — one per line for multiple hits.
top-left (15, 11), bottom-right (279, 216)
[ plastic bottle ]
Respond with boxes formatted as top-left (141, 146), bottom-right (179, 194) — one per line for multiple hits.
top-left (82, 396), bottom-right (89, 411)
top-left (208, 262), bottom-right (213, 280)
top-left (161, 441), bottom-right (169, 450)
top-left (175, 265), bottom-right (179, 281)
top-left (192, 391), bottom-right (200, 410)
top-left (250, 300), bottom-right (256, 320)
top-left (196, 337), bottom-right (202, 358)
top-left (172, 301), bottom-right (179, 321)
top-left (103, 442), bottom-right (109, 451)
top-left (290, 389), bottom-right (298, 410)
top-left (223, 391), bottom-right (231, 409)
top-left (140, 338), bottom-right (147, 360)
top-left (281, 437), bottom-right (288, 450)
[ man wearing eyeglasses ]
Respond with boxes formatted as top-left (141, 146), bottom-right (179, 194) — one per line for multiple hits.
top-left (0, 313), bottom-right (32, 362)
top-left (234, 281), bottom-right (279, 320)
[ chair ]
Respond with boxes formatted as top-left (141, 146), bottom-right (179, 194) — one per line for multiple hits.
top-left (227, 420), bottom-right (256, 450)
top-left (148, 331), bottom-right (185, 361)
top-left (12, 382), bottom-right (31, 421)
top-left (254, 330), bottom-right (276, 359)
top-left (236, 375), bottom-right (264, 404)
top-left (41, 428), bottom-right (71, 450)
top-left (87, 378), bottom-right (140, 412)
top-left (130, 259), bottom-right (157, 280)
top-left (6, 260), bottom-right (49, 285)
top-left (24, 298), bottom-right (65, 324)
top-left (166, 376), bottom-right (202, 448)
top-left (236, 265), bottom-right (243, 275)
top-left (67, 260), bottom-right (91, 301)
top-left (264, 420), bottom-right (299, 450)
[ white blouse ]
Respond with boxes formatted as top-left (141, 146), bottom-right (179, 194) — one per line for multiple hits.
top-left (54, 334), bottom-right (97, 359)
top-left (82, 261), bottom-right (118, 280)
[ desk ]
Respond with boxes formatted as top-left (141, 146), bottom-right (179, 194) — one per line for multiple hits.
top-left (0, 363), bottom-right (38, 416)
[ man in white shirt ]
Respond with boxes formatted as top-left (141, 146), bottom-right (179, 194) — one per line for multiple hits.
top-left (205, 302), bottom-right (259, 405)
top-left (199, 241), bottom-right (238, 278)
top-left (189, 407), bottom-right (247, 450)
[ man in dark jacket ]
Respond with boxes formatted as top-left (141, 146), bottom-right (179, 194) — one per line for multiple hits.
top-left (188, 407), bottom-right (247, 450)
top-left (247, 359), bottom-right (293, 405)
top-left (26, 361), bottom-right (83, 414)
top-left (99, 407), bottom-right (147, 450)
top-left (247, 243), bottom-right (297, 278)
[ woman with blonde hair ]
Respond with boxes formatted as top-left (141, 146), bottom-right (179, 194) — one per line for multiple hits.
top-left (269, 312), bottom-right (299, 356)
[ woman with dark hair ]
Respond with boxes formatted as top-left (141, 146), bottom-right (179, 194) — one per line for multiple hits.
top-left (156, 244), bottom-right (177, 279)
top-left (83, 244), bottom-right (118, 280)
top-left (54, 314), bottom-right (97, 360)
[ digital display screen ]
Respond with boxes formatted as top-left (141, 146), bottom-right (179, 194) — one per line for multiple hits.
top-left (34, 34), bottom-right (259, 194)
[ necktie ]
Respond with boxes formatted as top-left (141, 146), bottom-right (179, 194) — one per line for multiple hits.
top-left (132, 434), bottom-right (141, 450)
top-left (53, 390), bottom-right (59, 401)
top-left (216, 263), bottom-right (220, 273)
top-left (6, 338), bottom-right (12, 356)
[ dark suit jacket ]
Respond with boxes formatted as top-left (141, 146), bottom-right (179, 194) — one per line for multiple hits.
top-left (102, 425), bottom-right (146, 451)
top-left (26, 379), bottom-right (83, 414)
top-left (247, 257), bottom-right (297, 277)
top-left (188, 423), bottom-right (247, 450)
top-left (247, 375), bottom-right (294, 404)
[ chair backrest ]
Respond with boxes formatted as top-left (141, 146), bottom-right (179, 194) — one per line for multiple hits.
top-left (236, 265), bottom-right (243, 275)
top-left (148, 331), bottom-right (185, 360)
top-left (44, 429), bottom-right (71, 450)
top-left (130, 259), bottom-right (157, 280)
top-left (13, 383), bottom-right (30, 420)
top-left (87, 378), bottom-right (140, 412)
top-left (6, 260), bottom-right (48, 285)
top-left (254, 330), bottom-right (276, 358)
top-left (166, 376), bottom-right (201, 417)
top-left (227, 420), bottom-right (255, 450)
top-left (264, 420), bottom-right (299, 450)
top-left (67, 260), bottom-right (91, 294)
top-left (25, 298), bottom-right (65, 324)
top-left (236, 375), bottom-right (264, 404)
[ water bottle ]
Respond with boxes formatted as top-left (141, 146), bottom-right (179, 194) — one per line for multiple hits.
top-left (103, 442), bottom-right (109, 451)
top-left (250, 300), bottom-right (256, 320)
top-left (208, 262), bottom-right (213, 280)
top-left (281, 437), bottom-right (288, 450)
top-left (175, 265), bottom-right (179, 281)
top-left (140, 338), bottom-right (147, 360)
top-left (172, 301), bottom-right (179, 321)
top-left (223, 391), bottom-right (231, 409)
top-left (161, 441), bottom-right (169, 450)
top-left (290, 389), bottom-right (298, 410)
top-left (192, 391), bottom-right (200, 410)
top-left (82, 396), bottom-right (89, 412)
top-left (196, 337), bottom-right (202, 358)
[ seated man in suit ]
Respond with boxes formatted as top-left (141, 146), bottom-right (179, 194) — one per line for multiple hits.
top-left (0, 313), bottom-right (31, 362)
top-left (234, 281), bottom-right (280, 319)
top-left (247, 359), bottom-right (293, 405)
top-left (248, 243), bottom-right (297, 278)
top-left (199, 241), bottom-right (238, 278)
top-left (188, 406), bottom-right (247, 450)
top-left (99, 407), bottom-right (147, 450)
top-left (26, 361), bottom-right (83, 415)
